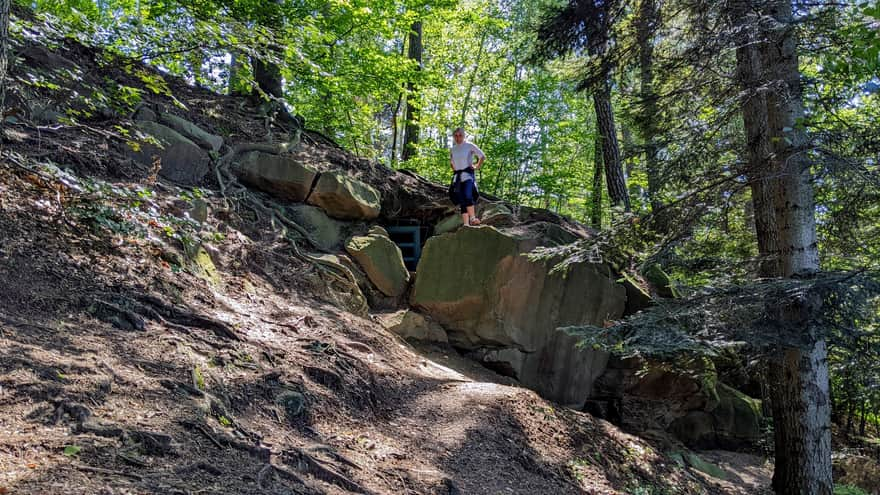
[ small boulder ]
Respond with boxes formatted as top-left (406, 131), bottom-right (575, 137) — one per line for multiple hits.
top-left (308, 172), bottom-right (381, 220)
top-left (312, 254), bottom-right (369, 316)
top-left (377, 310), bottom-right (448, 343)
top-left (131, 121), bottom-right (211, 185)
top-left (234, 151), bottom-right (318, 203)
top-left (345, 231), bottom-right (410, 298)
top-left (159, 113), bottom-right (224, 152)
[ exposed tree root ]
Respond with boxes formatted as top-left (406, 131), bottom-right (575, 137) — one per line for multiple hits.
top-left (282, 446), bottom-right (370, 494)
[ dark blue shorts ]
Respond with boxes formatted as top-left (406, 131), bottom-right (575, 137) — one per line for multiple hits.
top-left (458, 179), bottom-right (475, 212)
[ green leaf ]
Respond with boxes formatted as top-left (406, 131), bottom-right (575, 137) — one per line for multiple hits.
top-left (63, 445), bottom-right (81, 457)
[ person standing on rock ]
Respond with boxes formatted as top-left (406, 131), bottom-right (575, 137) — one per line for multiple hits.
top-left (449, 127), bottom-right (486, 226)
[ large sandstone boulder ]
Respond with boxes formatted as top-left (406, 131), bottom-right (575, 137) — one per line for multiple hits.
top-left (345, 229), bottom-right (410, 298)
top-left (130, 121), bottom-right (211, 185)
top-left (234, 151), bottom-right (318, 202)
top-left (411, 224), bottom-right (627, 406)
top-left (159, 113), bottom-right (224, 152)
top-left (287, 205), bottom-right (349, 251)
top-left (307, 172), bottom-right (381, 220)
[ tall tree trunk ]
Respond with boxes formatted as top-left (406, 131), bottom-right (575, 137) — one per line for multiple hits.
top-left (253, 57), bottom-right (283, 99)
top-left (733, 1), bottom-right (831, 493)
top-left (459, 31), bottom-right (487, 127)
top-left (593, 82), bottom-right (630, 211)
top-left (591, 132), bottom-right (604, 228)
top-left (637, 0), bottom-right (662, 213)
top-left (0, 0), bottom-right (10, 139)
top-left (402, 21), bottom-right (423, 162)
top-left (859, 400), bottom-right (868, 436)
top-left (252, 0), bottom-right (285, 102)
top-left (389, 40), bottom-right (407, 167)
top-left (734, 2), bottom-right (779, 278)
top-left (764, 3), bottom-right (829, 491)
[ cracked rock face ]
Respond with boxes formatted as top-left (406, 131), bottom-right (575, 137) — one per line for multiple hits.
top-left (411, 224), bottom-right (627, 407)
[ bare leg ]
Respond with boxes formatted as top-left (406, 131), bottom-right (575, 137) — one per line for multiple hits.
top-left (461, 212), bottom-right (470, 226)
top-left (467, 206), bottom-right (480, 225)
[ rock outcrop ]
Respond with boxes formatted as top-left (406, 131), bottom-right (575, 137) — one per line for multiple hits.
top-left (234, 151), bottom-right (318, 202)
top-left (308, 172), bottom-right (381, 220)
top-left (287, 204), bottom-right (350, 251)
top-left (411, 224), bottom-right (627, 407)
top-left (593, 356), bottom-right (762, 449)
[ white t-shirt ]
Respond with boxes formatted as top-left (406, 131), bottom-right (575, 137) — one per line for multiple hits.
top-left (450, 142), bottom-right (485, 182)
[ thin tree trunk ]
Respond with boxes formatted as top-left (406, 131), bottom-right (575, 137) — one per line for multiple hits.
top-left (859, 400), bottom-right (867, 436)
top-left (459, 31), bottom-right (487, 127)
top-left (0, 0), bottom-right (10, 140)
top-left (593, 82), bottom-right (630, 211)
top-left (591, 131), bottom-right (604, 228)
top-left (402, 20), bottom-right (423, 162)
top-left (389, 40), bottom-right (407, 167)
top-left (637, 0), bottom-right (662, 213)
top-left (734, 2), bottom-right (779, 278)
top-left (621, 125), bottom-right (634, 179)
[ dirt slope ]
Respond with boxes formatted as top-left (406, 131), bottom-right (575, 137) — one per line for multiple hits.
top-left (0, 152), bottom-right (771, 495)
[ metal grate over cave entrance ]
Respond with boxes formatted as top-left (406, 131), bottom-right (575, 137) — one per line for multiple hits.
top-left (384, 220), bottom-right (427, 271)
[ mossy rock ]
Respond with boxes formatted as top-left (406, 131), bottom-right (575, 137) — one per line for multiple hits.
top-left (345, 232), bottom-right (410, 297)
top-left (709, 383), bottom-right (762, 448)
top-left (643, 263), bottom-right (678, 298)
top-left (287, 204), bottom-right (348, 251)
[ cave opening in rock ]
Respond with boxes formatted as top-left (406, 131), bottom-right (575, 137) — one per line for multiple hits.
top-left (382, 219), bottom-right (431, 271)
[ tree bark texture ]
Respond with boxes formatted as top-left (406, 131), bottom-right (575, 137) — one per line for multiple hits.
top-left (253, 57), bottom-right (283, 99)
top-left (733, 1), bottom-right (779, 278)
top-left (402, 21), bottom-right (423, 162)
top-left (637, 0), bottom-right (662, 212)
top-left (591, 131), bottom-right (604, 228)
top-left (0, 0), bottom-right (10, 135)
top-left (732, 1), bottom-right (832, 493)
top-left (593, 83), bottom-right (630, 211)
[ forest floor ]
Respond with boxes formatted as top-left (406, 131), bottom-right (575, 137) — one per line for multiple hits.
top-left (0, 158), bottom-right (774, 494)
